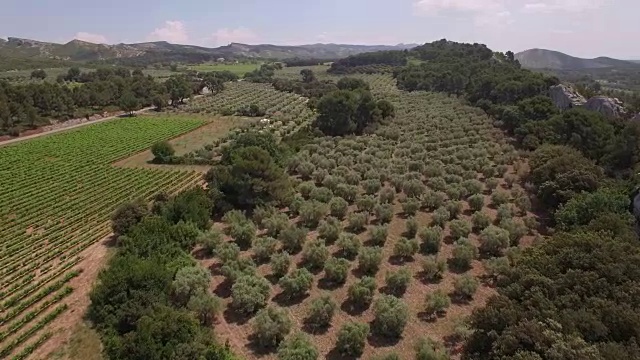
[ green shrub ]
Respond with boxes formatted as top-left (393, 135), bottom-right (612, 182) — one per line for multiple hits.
top-left (217, 242), bottom-right (241, 264)
top-left (252, 237), bottom-right (278, 262)
top-left (393, 237), bottom-right (419, 260)
top-left (298, 181), bottom-right (316, 199)
top-left (485, 177), bottom-right (499, 191)
top-left (422, 190), bottom-right (446, 210)
top-left (335, 322), bottom-right (369, 357)
top-left (253, 205), bottom-right (276, 228)
top-left (463, 179), bottom-right (484, 196)
top-left (403, 179), bottom-right (425, 198)
top-left (270, 252), bottom-right (291, 279)
top-left (221, 258), bottom-right (257, 283)
top-left (229, 220), bottom-right (256, 249)
top-left (374, 204), bottom-right (394, 224)
top-left (347, 212), bottom-right (368, 233)
top-left (347, 276), bottom-right (376, 308)
top-left (372, 295), bottom-right (409, 338)
top-left (252, 306), bottom-right (292, 348)
top-left (479, 225), bottom-right (510, 257)
top-left (453, 274), bottom-right (479, 300)
top-left (405, 217), bottom-right (419, 238)
top-left (324, 257), bottom-right (350, 284)
top-left (449, 219), bottom-right (472, 240)
top-left (317, 217), bottom-right (341, 243)
top-left (499, 218), bottom-right (528, 246)
top-left (328, 197), bottom-right (349, 219)
top-left (369, 225), bottom-right (389, 246)
top-left (414, 337), bottom-right (450, 360)
top-left (379, 188), bottom-right (396, 204)
top-left (279, 268), bottom-right (314, 299)
top-left (445, 201), bottom-right (464, 220)
top-left (277, 332), bottom-right (318, 360)
top-left (491, 190), bottom-right (510, 206)
top-left (299, 201), bottom-right (328, 228)
top-left (483, 256), bottom-right (511, 282)
top-left (419, 226), bottom-right (443, 254)
top-left (467, 194), bottom-right (485, 212)
top-left (310, 187), bottom-right (334, 203)
top-left (472, 211), bottom-right (491, 232)
top-left (356, 195), bottom-right (377, 213)
top-left (357, 246), bottom-right (383, 275)
top-left (198, 228), bottom-right (223, 256)
top-left (496, 204), bottom-right (514, 223)
top-left (264, 212), bottom-right (290, 238)
top-left (424, 289), bottom-right (451, 319)
top-left (336, 233), bottom-right (362, 259)
top-left (288, 195), bottom-right (304, 217)
top-left (384, 268), bottom-right (411, 296)
top-left (514, 194), bottom-right (532, 215)
top-left (363, 179), bottom-right (382, 195)
top-left (302, 239), bottom-right (330, 270)
top-left (335, 184), bottom-right (358, 203)
top-left (421, 256), bottom-right (447, 282)
top-left (451, 239), bottom-right (477, 271)
top-left (402, 198), bottom-right (421, 216)
top-left (431, 207), bottom-right (450, 227)
top-left (305, 295), bottom-right (337, 331)
top-left (231, 275), bottom-right (271, 314)
top-left (279, 225), bottom-right (308, 254)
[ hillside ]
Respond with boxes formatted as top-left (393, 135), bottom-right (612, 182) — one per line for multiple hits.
top-left (515, 48), bottom-right (639, 70)
top-left (0, 36), bottom-right (417, 63)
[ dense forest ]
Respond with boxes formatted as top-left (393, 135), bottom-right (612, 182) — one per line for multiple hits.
top-left (92, 39), bottom-right (640, 360)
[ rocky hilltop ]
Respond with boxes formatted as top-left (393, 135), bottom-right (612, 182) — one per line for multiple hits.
top-left (549, 84), bottom-right (629, 119)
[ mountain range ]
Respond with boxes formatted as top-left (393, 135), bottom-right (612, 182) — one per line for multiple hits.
top-left (0, 37), bottom-right (418, 62)
top-left (515, 48), bottom-right (640, 70)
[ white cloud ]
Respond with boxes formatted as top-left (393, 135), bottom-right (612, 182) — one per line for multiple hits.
top-left (523, 0), bottom-right (608, 13)
top-left (413, 0), bottom-right (512, 26)
top-left (211, 27), bottom-right (258, 45)
top-left (147, 20), bottom-right (188, 43)
top-left (74, 32), bottom-right (108, 44)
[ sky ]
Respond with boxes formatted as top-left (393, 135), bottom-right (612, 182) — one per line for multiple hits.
top-left (0, 0), bottom-right (637, 58)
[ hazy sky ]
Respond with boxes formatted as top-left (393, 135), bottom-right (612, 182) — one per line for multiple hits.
top-left (0, 0), bottom-right (636, 58)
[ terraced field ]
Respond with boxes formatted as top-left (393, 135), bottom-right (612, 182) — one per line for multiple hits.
top-left (0, 116), bottom-right (206, 358)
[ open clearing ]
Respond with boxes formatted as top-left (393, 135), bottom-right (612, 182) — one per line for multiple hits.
top-left (0, 116), bottom-right (206, 359)
top-left (188, 63), bottom-right (261, 75)
top-left (196, 74), bottom-right (540, 359)
top-left (113, 113), bottom-right (252, 171)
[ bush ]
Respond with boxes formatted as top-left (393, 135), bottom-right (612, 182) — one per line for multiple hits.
top-left (379, 187), bottom-right (395, 204)
top-left (422, 190), bottom-right (446, 210)
top-left (253, 205), bottom-right (276, 228)
top-left (402, 198), bottom-right (421, 216)
top-left (264, 213), bottom-right (290, 237)
top-left (277, 332), bottom-right (318, 360)
top-left (405, 217), bottom-right (419, 238)
top-left (252, 306), bottom-right (292, 348)
top-left (419, 226), bottom-right (443, 254)
top-left (299, 201), bottom-right (328, 228)
top-left (484, 256), bottom-right (511, 282)
top-left (372, 295), bottom-right (409, 338)
top-left (414, 337), bottom-right (450, 360)
top-left (423, 289), bottom-right (451, 319)
top-left (305, 295), bottom-right (336, 331)
top-left (467, 194), bottom-right (485, 212)
top-left (336, 233), bottom-right (362, 259)
top-left (279, 268), bottom-right (314, 300)
top-left (357, 246), bottom-right (383, 275)
top-left (356, 195), bottom-right (377, 214)
top-left (479, 225), bottom-right (510, 256)
top-left (393, 237), bottom-right (419, 260)
top-left (453, 274), bottom-right (479, 300)
top-left (421, 256), bottom-right (447, 282)
top-left (491, 190), bottom-right (510, 206)
top-left (496, 204), bottom-right (514, 223)
top-left (279, 225), bottom-right (308, 254)
top-left (449, 219), bottom-right (472, 240)
top-left (463, 179), bottom-right (484, 196)
top-left (270, 252), bottom-right (291, 279)
top-left (499, 218), bottom-right (528, 246)
top-left (363, 179), bottom-right (382, 195)
top-left (151, 141), bottom-right (175, 163)
top-left (317, 217), bottom-right (341, 243)
top-left (229, 221), bottom-right (257, 248)
top-left (324, 257), bottom-right (350, 284)
top-left (221, 258), bottom-right (257, 283)
top-left (431, 207), bottom-right (450, 227)
top-left (231, 275), bottom-right (271, 314)
top-left (403, 179), bottom-right (425, 198)
top-left (471, 211), bottom-right (491, 232)
top-left (310, 186), bottom-right (333, 203)
top-left (385, 268), bottom-right (411, 296)
top-left (446, 201), bottom-right (464, 220)
top-left (335, 322), bottom-right (369, 357)
top-left (111, 200), bottom-right (148, 237)
top-left (347, 276), bottom-right (376, 308)
top-left (365, 225), bottom-right (387, 247)
top-left (302, 239), bottom-right (330, 270)
top-left (328, 197), bottom-right (349, 219)
top-left (335, 184), bottom-right (358, 203)
top-left (253, 237), bottom-right (278, 262)
top-left (347, 212), bottom-right (368, 233)
top-left (197, 228), bottom-right (223, 256)
top-left (217, 242), bottom-right (241, 264)
top-left (374, 204), bottom-right (394, 224)
top-left (451, 239), bottom-right (477, 271)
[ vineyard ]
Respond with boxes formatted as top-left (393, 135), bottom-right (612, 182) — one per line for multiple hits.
top-left (0, 116), bottom-right (206, 358)
top-left (171, 82), bottom-right (315, 163)
top-left (201, 74), bottom-right (540, 359)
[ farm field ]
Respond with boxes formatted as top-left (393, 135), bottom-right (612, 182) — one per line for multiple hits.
top-left (113, 114), bottom-right (252, 170)
top-left (188, 62), bottom-right (261, 75)
top-left (200, 75), bottom-right (539, 359)
top-left (0, 116), bottom-right (207, 359)
top-left (276, 65), bottom-right (332, 80)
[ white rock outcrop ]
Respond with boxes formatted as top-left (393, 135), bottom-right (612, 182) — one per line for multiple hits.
top-left (549, 84), bottom-right (586, 110)
top-left (583, 96), bottom-right (627, 118)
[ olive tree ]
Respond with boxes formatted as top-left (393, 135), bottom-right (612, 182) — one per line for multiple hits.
top-left (253, 306), bottom-right (292, 348)
top-left (372, 295), bottom-right (409, 338)
top-left (335, 322), bottom-right (369, 357)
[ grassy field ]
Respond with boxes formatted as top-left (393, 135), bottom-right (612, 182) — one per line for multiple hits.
top-left (0, 116), bottom-right (206, 359)
top-left (188, 62), bottom-right (261, 75)
top-left (193, 75), bottom-right (540, 359)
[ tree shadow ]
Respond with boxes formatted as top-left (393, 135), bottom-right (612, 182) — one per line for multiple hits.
top-left (193, 247), bottom-right (212, 260)
top-left (222, 306), bottom-right (253, 326)
top-left (102, 234), bottom-right (118, 248)
top-left (246, 333), bottom-right (278, 357)
top-left (272, 291), bottom-right (309, 307)
top-left (388, 255), bottom-right (414, 266)
top-left (367, 332), bottom-right (401, 348)
top-left (340, 298), bottom-right (370, 316)
top-left (325, 347), bottom-right (357, 360)
top-left (446, 259), bottom-right (471, 275)
top-left (449, 292), bottom-right (473, 305)
top-left (416, 271), bottom-right (444, 285)
top-left (213, 278), bottom-right (232, 298)
top-left (317, 277), bottom-right (344, 291)
top-left (379, 285), bottom-right (406, 298)
top-left (265, 273), bottom-right (281, 285)
top-left (302, 318), bottom-right (332, 335)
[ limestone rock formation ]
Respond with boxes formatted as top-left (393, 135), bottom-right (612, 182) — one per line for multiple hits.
top-left (549, 84), bottom-right (586, 110)
top-left (630, 113), bottom-right (640, 122)
top-left (584, 96), bottom-right (627, 118)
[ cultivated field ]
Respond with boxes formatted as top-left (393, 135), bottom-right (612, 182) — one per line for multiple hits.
top-left (201, 74), bottom-right (538, 359)
top-left (0, 116), bottom-right (207, 359)
top-left (188, 63), bottom-right (261, 75)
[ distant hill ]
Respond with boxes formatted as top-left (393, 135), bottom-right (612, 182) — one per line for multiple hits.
top-left (515, 48), bottom-right (640, 70)
top-left (0, 36), bottom-right (418, 64)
